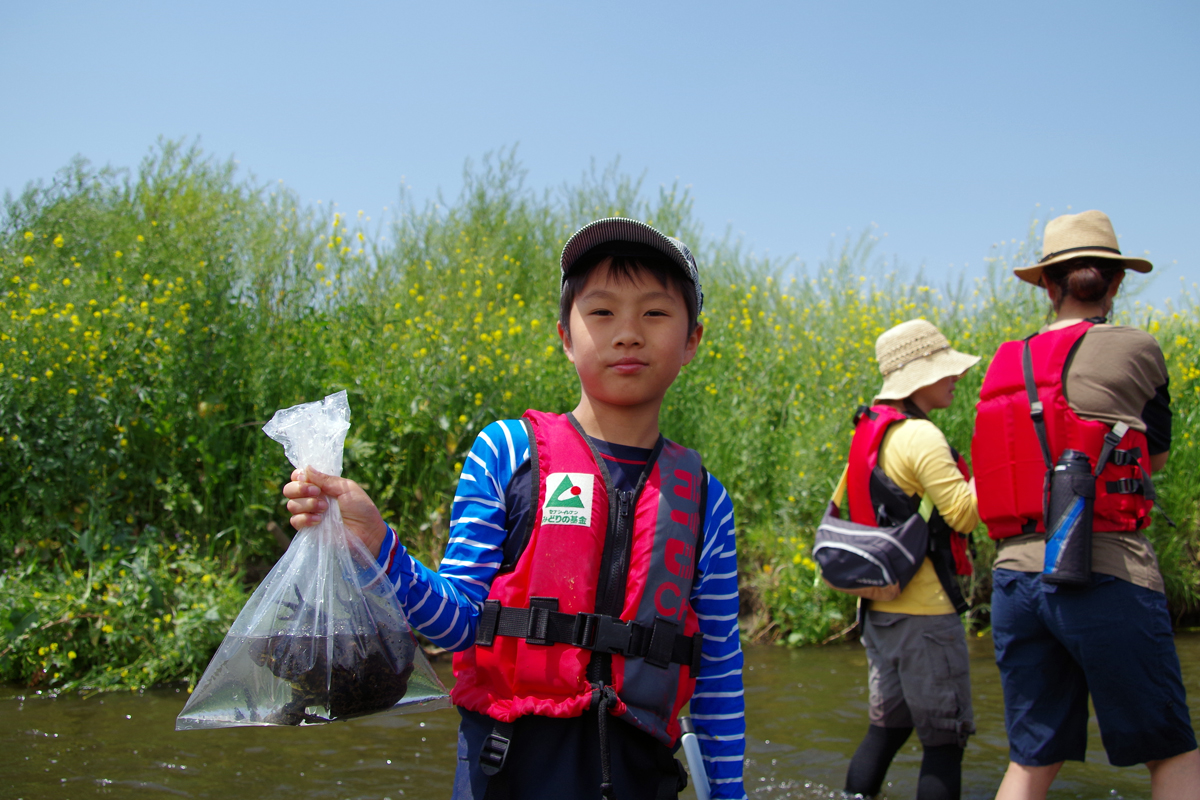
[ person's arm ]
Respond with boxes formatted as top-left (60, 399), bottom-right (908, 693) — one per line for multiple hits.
top-left (896, 422), bottom-right (979, 533)
top-left (1143, 378), bottom-right (1171, 472)
top-left (375, 419), bottom-right (530, 651)
top-left (689, 474), bottom-right (748, 800)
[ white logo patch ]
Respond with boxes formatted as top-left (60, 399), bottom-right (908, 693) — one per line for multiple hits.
top-left (542, 472), bottom-right (595, 527)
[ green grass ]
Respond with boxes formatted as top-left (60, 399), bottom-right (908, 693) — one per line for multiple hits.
top-left (2, 141), bottom-right (1198, 688)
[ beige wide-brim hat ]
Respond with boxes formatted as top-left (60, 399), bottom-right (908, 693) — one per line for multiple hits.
top-left (874, 319), bottom-right (980, 401)
top-left (1014, 210), bottom-right (1153, 286)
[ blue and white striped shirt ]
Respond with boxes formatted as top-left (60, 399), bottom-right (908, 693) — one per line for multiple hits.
top-left (377, 419), bottom-right (747, 799)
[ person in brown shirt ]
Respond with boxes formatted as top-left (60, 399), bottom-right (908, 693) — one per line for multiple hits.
top-left (983, 211), bottom-right (1198, 800)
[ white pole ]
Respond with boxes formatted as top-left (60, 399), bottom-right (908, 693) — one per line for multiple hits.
top-left (679, 716), bottom-right (711, 800)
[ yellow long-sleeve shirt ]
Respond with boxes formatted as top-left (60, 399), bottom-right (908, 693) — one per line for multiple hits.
top-left (835, 418), bottom-right (979, 615)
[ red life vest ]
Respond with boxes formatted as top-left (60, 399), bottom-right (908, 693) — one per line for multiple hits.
top-left (847, 406), bottom-right (974, 604)
top-left (450, 410), bottom-right (705, 747)
top-left (972, 321), bottom-right (1154, 539)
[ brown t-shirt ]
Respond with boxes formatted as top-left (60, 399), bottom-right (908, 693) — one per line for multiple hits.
top-left (993, 320), bottom-right (1170, 592)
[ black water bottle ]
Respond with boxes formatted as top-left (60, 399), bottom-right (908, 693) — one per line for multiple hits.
top-left (1042, 449), bottom-right (1095, 586)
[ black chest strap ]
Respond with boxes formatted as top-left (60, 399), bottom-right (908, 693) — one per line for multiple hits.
top-left (475, 598), bottom-right (703, 673)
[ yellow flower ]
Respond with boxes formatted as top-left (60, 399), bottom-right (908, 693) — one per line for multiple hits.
top-left (24, 231), bottom-right (34, 240)
top-left (23, 255), bottom-right (34, 267)
top-left (114, 250), bottom-right (123, 258)
top-left (53, 234), bottom-right (64, 248)
top-left (102, 624), bottom-right (114, 633)
top-left (68, 388), bottom-right (77, 395)
top-left (67, 651), bottom-right (77, 660)
top-left (62, 278), bottom-right (71, 287)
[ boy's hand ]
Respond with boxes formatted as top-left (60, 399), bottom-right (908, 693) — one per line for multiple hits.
top-left (283, 467), bottom-right (388, 558)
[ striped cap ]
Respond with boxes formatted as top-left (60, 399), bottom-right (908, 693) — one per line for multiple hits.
top-left (560, 218), bottom-right (704, 314)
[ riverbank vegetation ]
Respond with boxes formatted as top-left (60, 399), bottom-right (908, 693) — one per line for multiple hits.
top-left (3, 142), bottom-right (1198, 690)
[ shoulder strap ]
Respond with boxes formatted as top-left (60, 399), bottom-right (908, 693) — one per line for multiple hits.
top-left (831, 464), bottom-right (849, 509)
top-left (498, 418), bottom-right (539, 572)
top-left (1022, 337), bottom-right (1054, 470)
top-left (694, 466), bottom-right (709, 579)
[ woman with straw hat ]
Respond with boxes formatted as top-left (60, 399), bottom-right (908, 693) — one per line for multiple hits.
top-left (835, 318), bottom-right (980, 800)
top-left (972, 210), bottom-right (1199, 799)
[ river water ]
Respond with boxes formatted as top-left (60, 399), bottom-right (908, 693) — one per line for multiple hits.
top-left (5, 632), bottom-right (1197, 799)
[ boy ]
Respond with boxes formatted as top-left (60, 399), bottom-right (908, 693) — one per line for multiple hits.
top-left (284, 218), bottom-right (747, 800)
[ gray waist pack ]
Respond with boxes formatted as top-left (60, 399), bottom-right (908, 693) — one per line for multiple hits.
top-left (813, 502), bottom-right (928, 593)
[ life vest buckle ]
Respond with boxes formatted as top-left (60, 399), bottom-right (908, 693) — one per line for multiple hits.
top-left (479, 722), bottom-right (513, 777)
top-left (1110, 447), bottom-right (1142, 467)
top-left (592, 615), bottom-right (632, 655)
top-left (1106, 478), bottom-right (1144, 495)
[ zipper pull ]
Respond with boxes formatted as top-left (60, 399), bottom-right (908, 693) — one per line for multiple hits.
top-left (618, 491), bottom-right (632, 519)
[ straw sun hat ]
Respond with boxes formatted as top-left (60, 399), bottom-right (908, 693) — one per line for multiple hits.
top-left (874, 319), bottom-right (980, 401)
top-left (1014, 210), bottom-right (1153, 287)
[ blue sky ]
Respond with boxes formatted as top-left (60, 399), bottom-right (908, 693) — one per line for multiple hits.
top-left (3, 2), bottom-right (1197, 303)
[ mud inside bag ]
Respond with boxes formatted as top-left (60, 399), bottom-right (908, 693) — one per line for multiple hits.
top-left (177, 391), bottom-right (449, 729)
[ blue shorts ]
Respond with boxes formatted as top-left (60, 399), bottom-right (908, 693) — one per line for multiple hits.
top-left (991, 568), bottom-right (1197, 767)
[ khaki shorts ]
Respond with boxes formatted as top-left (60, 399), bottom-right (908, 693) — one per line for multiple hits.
top-left (861, 610), bottom-right (975, 748)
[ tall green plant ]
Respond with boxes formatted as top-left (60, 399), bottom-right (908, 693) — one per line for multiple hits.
top-left (3, 143), bottom-right (1197, 691)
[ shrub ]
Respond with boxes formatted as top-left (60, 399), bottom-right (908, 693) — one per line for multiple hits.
top-left (2, 142), bottom-right (1197, 687)
top-left (0, 540), bottom-right (243, 691)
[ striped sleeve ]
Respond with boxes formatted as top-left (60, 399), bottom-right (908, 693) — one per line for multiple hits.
top-left (376, 419), bottom-right (530, 651)
top-left (689, 473), bottom-right (747, 800)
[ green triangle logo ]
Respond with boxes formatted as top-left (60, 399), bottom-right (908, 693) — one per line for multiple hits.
top-left (547, 474), bottom-right (586, 508)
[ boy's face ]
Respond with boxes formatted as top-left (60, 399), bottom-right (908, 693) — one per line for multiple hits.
top-left (558, 260), bottom-right (702, 413)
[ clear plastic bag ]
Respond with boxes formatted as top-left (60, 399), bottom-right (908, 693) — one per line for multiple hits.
top-left (177, 391), bottom-right (449, 729)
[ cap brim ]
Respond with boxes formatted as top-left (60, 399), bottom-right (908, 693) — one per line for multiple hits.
top-left (560, 217), bottom-right (703, 312)
top-left (1014, 250), bottom-right (1153, 286)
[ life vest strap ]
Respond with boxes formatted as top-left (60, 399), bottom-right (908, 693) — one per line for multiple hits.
top-left (1106, 478), bottom-right (1146, 495)
top-left (1108, 447), bottom-right (1142, 467)
top-left (1022, 339), bottom-right (1054, 470)
top-left (475, 599), bottom-right (704, 672)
